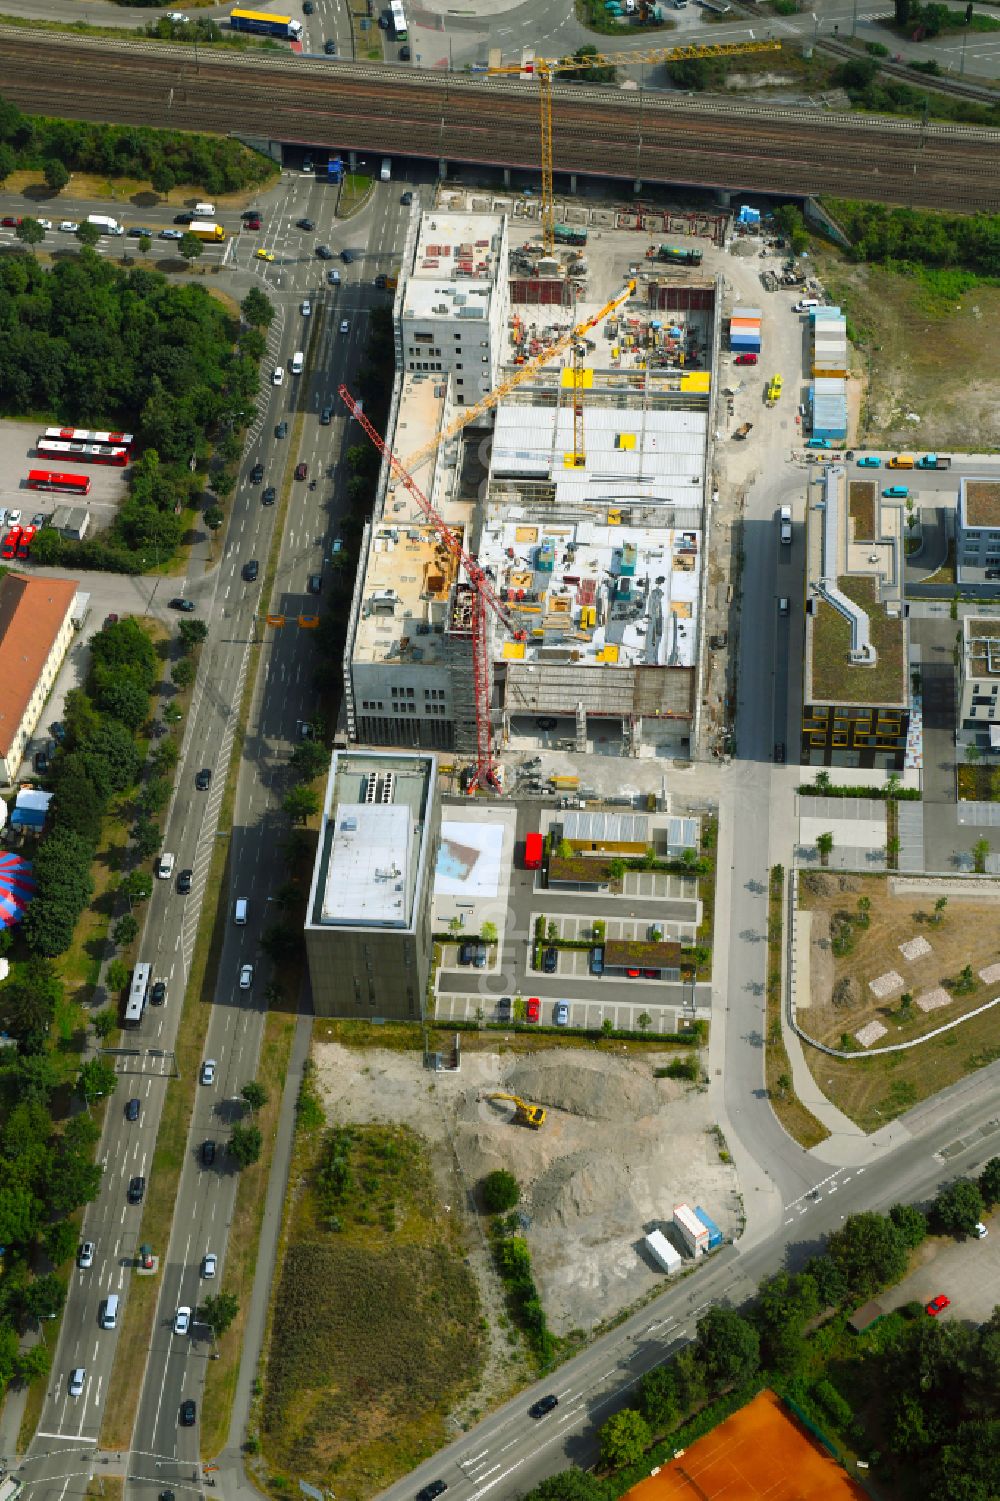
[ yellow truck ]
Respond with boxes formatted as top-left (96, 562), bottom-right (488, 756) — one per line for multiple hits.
top-left (188, 220), bottom-right (226, 243)
top-left (549, 774), bottom-right (580, 789)
top-left (766, 373), bottom-right (783, 405)
top-left (888, 453), bottom-right (914, 469)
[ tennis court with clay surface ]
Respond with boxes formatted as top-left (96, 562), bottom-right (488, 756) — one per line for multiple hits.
top-left (623, 1389), bottom-right (868, 1501)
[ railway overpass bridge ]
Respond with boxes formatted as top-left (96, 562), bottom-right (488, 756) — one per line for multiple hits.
top-left (1, 29), bottom-right (998, 214)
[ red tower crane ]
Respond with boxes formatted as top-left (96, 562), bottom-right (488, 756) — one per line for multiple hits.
top-left (339, 384), bottom-right (524, 793)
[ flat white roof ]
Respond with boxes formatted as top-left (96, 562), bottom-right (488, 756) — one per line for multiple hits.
top-left (491, 403), bottom-right (707, 509)
top-left (321, 803), bottom-right (412, 927)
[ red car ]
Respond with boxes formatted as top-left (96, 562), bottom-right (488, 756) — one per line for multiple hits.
top-left (295, 462), bottom-right (308, 481)
top-left (925, 1294), bottom-right (950, 1317)
top-left (1, 527), bottom-right (21, 561)
top-left (526, 997), bottom-right (540, 1023)
top-left (734, 353), bottom-right (758, 366)
top-left (245, 217), bottom-right (261, 230)
top-left (1, 216), bottom-right (21, 228)
top-left (643, 968), bottom-right (658, 979)
top-left (626, 968), bottom-right (641, 978)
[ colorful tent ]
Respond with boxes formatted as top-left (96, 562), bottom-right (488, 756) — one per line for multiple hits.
top-left (0, 852), bottom-right (36, 928)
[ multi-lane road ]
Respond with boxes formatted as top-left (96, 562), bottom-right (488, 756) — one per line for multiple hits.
top-left (13, 167), bottom-right (412, 1501)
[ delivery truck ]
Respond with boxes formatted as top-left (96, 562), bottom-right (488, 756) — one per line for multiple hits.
top-left (229, 8), bottom-right (303, 39)
top-left (524, 832), bottom-right (543, 870)
top-left (916, 453), bottom-right (951, 469)
top-left (188, 221), bottom-right (226, 242)
top-left (86, 215), bottom-right (123, 236)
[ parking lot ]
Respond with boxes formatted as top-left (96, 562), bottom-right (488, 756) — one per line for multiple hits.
top-left (885, 1212), bottom-right (999, 1326)
top-left (0, 418), bottom-right (128, 533)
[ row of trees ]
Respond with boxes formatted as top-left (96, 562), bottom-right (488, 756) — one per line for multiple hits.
top-left (0, 92), bottom-right (274, 196)
top-left (827, 197), bottom-right (1000, 277)
top-left (526, 1170), bottom-right (1000, 1501)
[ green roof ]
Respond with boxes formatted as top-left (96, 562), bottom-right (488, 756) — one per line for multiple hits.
top-left (810, 575), bottom-right (906, 708)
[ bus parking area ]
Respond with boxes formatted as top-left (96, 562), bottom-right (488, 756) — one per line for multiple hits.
top-left (0, 418), bottom-right (132, 544)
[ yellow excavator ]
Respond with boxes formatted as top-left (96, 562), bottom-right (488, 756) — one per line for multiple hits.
top-left (487, 1093), bottom-right (547, 1129)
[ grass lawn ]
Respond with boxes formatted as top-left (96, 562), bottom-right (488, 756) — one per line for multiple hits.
top-left (820, 258), bottom-right (1000, 452)
top-left (260, 1122), bottom-right (484, 1501)
top-left (798, 871), bottom-right (1000, 1131)
top-left (339, 173), bottom-right (373, 219)
top-left (765, 867), bottom-right (831, 1151)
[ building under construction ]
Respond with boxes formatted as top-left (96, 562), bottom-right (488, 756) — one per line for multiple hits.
top-left (342, 208), bottom-right (719, 761)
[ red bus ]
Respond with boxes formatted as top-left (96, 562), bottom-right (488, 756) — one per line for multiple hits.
top-left (41, 426), bottom-right (135, 449)
top-left (35, 440), bottom-right (128, 467)
top-left (2, 527), bottom-right (21, 562)
top-left (524, 831), bottom-right (543, 870)
top-left (17, 525), bottom-right (36, 560)
top-left (27, 469), bottom-right (92, 496)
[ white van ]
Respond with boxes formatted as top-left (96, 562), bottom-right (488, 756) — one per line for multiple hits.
top-left (234, 898), bottom-right (248, 926)
top-left (101, 1294), bottom-right (119, 1329)
top-left (157, 852), bottom-right (175, 880)
top-left (86, 214), bottom-right (123, 236)
top-left (794, 298), bottom-right (819, 313)
top-left (291, 351), bottom-right (304, 375)
top-left (380, 157), bottom-right (391, 182)
top-left (194, 201), bottom-right (215, 217)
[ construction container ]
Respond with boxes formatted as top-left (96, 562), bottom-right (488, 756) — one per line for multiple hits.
top-left (645, 1229), bottom-right (682, 1274)
top-left (673, 1202), bottom-right (709, 1256)
top-left (694, 1206), bottom-right (723, 1249)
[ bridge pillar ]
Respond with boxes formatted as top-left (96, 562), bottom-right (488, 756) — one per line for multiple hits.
top-left (633, 179), bottom-right (642, 196)
top-left (714, 188), bottom-right (732, 208)
top-left (569, 174), bottom-right (577, 194)
top-left (503, 167), bottom-right (511, 187)
top-left (348, 150), bottom-right (358, 172)
top-left (439, 159), bottom-right (448, 180)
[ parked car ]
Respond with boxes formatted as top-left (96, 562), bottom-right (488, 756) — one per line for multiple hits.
top-left (883, 485), bottom-right (909, 498)
top-left (526, 997), bottom-right (540, 1023)
top-left (589, 947), bottom-right (604, 976)
top-left (554, 1002), bottom-right (569, 1026)
top-left (34, 750), bottom-right (51, 774)
top-left (542, 946), bottom-right (557, 973)
top-left (159, 229), bottom-right (184, 241)
top-left (59, 221), bottom-right (79, 233)
top-left (157, 852), bottom-right (175, 880)
top-left (51, 721), bottom-right (66, 744)
top-left (926, 1294), bottom-right (950, 1317)
top-left (497, 997), bottom-right (512, 1022)
top-left (128, 226), bottom-right (154, 238)
top-left (733, 353), bottom-right (758, 366)
top-left (857, 455), bottom-right (882, 467)
top-left (179, 1399), bottom-right (196, 1426)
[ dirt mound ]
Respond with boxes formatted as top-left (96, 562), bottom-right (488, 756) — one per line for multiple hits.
top-left (506, 1052), bottom-right (673, 1121)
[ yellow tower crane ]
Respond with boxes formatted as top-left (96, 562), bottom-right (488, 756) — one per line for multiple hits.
top-left (487, 1093), bottom-right (547, 1128)
top-left (403, 278), bottom-right (636, 475)
top-left (488, 39), bottom-right (783, 254)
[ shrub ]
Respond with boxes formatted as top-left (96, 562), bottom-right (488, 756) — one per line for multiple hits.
top-left (481, 1169), bottom-right (520, 1214)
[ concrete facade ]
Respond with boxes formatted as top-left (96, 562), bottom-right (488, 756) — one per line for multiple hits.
top-left (956, 615), bottom-right (1000, 751)
top-left (304, 750), bottom-right (440, 1020)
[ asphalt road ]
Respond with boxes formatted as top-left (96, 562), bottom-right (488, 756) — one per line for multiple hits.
top-left (16, 167), bottom-right (414, 1501)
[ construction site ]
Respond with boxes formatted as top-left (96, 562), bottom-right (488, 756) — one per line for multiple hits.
top-left (342, 201), bottom-right (721, 770)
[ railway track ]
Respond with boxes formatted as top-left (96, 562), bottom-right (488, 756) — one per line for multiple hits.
top-left (818, 35), bottom-right (1000, 104)
top-left (1, 28), bottom-right (998, 213)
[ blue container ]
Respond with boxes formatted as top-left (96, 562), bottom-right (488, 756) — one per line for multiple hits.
top-left (694, 1206), bottom-right (723, 1249)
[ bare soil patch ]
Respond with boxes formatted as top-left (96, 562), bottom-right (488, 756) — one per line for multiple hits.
top-left (310, 1042), bottom-right (740, 1341)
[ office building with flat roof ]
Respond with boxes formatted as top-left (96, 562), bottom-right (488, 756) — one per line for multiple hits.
top-left (801, 467), bottom-right (910, 769)
top-left (304, 750), bottom-right (439, 1019)
top-left (957, 615), bottom-right (1000, 752)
